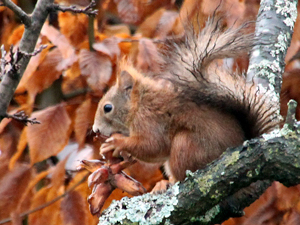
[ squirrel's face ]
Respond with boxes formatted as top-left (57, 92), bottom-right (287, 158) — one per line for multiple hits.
top-left (93, 71), bottom-right (133, 137)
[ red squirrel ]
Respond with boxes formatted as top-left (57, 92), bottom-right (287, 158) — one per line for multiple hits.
top-left (92, 17), bottom-right (278, 183)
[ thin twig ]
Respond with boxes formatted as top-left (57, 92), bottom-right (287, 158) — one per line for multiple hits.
top-left (49, 0), bottom-right (98, 16)
top-left (1, 0), bottom-right (31, 27)
top-left (0, 45), bottom-right (47, 81)
top-left (19, 45), bottom-right (48, 57)
top-left (0, 173), bottom-right (89, 225)
top-left (6, 111), bottom-right (40, 125)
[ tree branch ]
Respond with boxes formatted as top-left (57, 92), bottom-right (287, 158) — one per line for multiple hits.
top-left (48, 0), bottom-right (98, 16)
top-left (0, 0), bottom-right (54, 122)
top-left (99, 116), bottom-right (300, 224)
top-left (247, 0), bottom-right (298, 94)
top-left (1, 0), bottom-right (31, 27)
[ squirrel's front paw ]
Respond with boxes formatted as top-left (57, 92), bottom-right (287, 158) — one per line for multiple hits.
top-left (100, 133), bottom-right (125, 157)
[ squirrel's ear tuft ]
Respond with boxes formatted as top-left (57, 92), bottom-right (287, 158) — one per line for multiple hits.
top-left (118, 70), bottom-right (133, 92)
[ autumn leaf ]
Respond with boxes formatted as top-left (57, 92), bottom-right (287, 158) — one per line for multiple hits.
top-left (25, 48), bottom-right (64, 105)
top-left (79, 49), bottom-right (112, 92)
top-left (114, 0), bottom-right (174, 25)
top-left (28, 186), bottom-right (63, 225)
top-left (130, 38), bottom-right (163, 73)
top-left (51, 156), bottom-right (69, 189)
top-left (7, 24), bottom-right (24, 46)
top-left (28, 158), bottom-right (69, 225)
top-left (153, 10), bottom-right (179, 39)
top-left (61, 190), bottom-right (89, 225)
top-left (114, 0), bottom-right (140, 24)
top-left (27, 104), bottom-right (72, 165)
top-left (41, 23), bottom-right (78, 70)
top-left (16, 44), bottom-right (51, 93)
top-left (0, 164), bottom-right (32, 220)
top-left (0, 119), bottom-right (23, 165)
top-left (0, 118), bottom-right (12, 134)
top-left (137, 8), bottom-right (178, 38)
top-left (9, 127), bottom-right (28, 170)
top-left (93, 36), bottom-right (122, 61)
top-left (103, 24), bottom-right (131, 37)
top-left (58, 12), bottom-right (89, 47)
top-left (74, 97), bottom-right (92, 149)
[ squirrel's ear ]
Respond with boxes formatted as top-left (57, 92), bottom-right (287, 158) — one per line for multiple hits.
top-left (117, 70), bottom-right (134, 93)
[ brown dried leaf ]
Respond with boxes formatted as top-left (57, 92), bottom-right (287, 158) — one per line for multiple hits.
top-left (10, 211), bottom-right (22, 225)
top-left (281, 69), bottom-right (300, 121)
top-left (61, 190), bottom-right (88, 225)
top-left (41, 23), bottom-right (78, 70)
top-left (62, 62), bottom-right (87, 98)
top-left (115, 0), bottom-right (139, 24)
top-left (7, 24), bottom-right (24, 46)
top-left (222, 0), bottom-right (247, 27)
top-left (0, 118), bottom-right (12, 134)
top-left (28, 186), bottom-right (63, 225)
top-left (27, 104), bottom-right (72, 165)
top-left (9, 127), bottom-right (28, 170)
top-left (17, 44), bottom-right (52, 93)
top-left (115, 0), bottom-right (174, 25)
top-left (0, 12), bottom-right (19, 47)
top-left (103, 24), bottom-right (131, 36)
top-left (137, 9), bottom-right (178, 38)
top-left (179, 0), bottom-right (223, 34)
top-left (275, 183), bottom-right (300, 211)
top-left (79, 49), bottom-right (112, 92)
top-left (74, 98), bottom-right (92, 149)
top-left (26, 48), bottom-right (64, 105)
top-left (154, 11), bottom-right (178, 39)
top-left (0, 164), bottom-right (32, 220)
top-left (241, 196), bottom-right (278, 225)
top-left (51, 156), bottom-right (69, 189)
top-left (28, 187), bottom-right (50, 225)
top-left (93, 36), bottom-right (121, 61)
top-left (58, 12), bottom-right (88, 47)
top-left (0, 119), bottom-right (22, 162)
top-left (67, 172), bottom-right (99, 224)
top-left (136, 8), bottom-right (166, 37)
top-left (133, 38), bottom-right (163, 73)
top-left (17, 170), bottom-right (50, 213)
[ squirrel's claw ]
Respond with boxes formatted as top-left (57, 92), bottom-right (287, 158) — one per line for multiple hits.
top-left (105, 136), bottom-right (114, 143)
top-left (100, 142), bottom-right (116, 154)
top-left (100, 134), bottom-right (126, 157)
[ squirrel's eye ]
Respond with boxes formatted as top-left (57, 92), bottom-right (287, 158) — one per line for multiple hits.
top-left (103, 104), bottom-right (113, 113)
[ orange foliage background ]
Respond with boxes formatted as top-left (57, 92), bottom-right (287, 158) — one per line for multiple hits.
top-left (1, 0), bottom-right (300, 224)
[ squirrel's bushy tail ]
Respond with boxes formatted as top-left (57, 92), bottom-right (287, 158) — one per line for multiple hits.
top-left (163, 16), bottom-right (253, 81)
top-left (162, 16), bottom-right (278, 139)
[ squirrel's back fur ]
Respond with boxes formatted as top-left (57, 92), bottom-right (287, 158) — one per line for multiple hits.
top-left (93, 16), bottom-right (278, 182)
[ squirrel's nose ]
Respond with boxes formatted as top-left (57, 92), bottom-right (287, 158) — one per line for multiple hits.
top-left (92, 125), bottom-right (99, 134)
